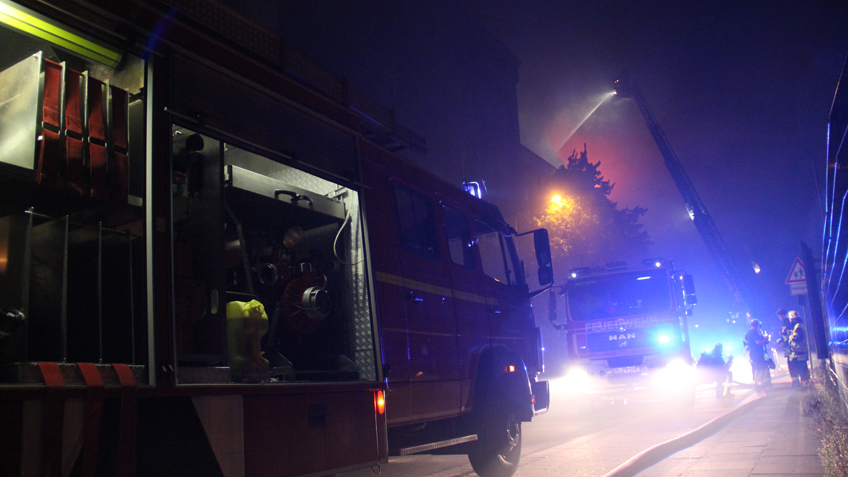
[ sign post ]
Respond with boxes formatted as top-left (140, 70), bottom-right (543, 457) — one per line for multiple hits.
top-left (785, 257), bottom-right (807, 296)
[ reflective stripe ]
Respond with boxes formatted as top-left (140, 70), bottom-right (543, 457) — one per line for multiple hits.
top-left (453, 289), bottom-right (489, 305)
top-left (113, 364), bottom-right (137, 477)
top-left (77, 363), bottom-right (103, 477)
top-left (37, 362), bottom-right (64, 477)
top-left (374, 271), bottom-right (497, 306)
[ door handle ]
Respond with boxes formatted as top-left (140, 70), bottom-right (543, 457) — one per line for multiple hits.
top-left (407, 292), bottom-right (424, 302)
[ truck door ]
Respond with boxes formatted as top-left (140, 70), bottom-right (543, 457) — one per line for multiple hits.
top-left (474, 221), bottom-right (537, 371)
top-left (390, 179), bottom-right (460, 420)
top-left (361, 159), bottom-right (411, 421)
top-left (440, 202), bottom-right (490, 413)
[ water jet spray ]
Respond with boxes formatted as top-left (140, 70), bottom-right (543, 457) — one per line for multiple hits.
top-left (555, 91), bottom-right (615, 154)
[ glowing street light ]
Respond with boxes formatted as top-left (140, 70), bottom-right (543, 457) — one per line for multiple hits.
top-left (551, 194), bottom-right (562, 204)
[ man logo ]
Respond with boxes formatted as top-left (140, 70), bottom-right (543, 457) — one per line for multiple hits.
top-left (609, 333), bottom-right (636, 341)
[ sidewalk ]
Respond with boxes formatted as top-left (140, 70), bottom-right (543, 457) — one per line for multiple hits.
top-left (630, 376), bottom-right (824, 477)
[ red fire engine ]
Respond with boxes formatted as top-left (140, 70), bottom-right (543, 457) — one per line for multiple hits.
top-left (557, 260), bottom-right (697, 387)
top-left (0, 1), bottom-right (550, 476)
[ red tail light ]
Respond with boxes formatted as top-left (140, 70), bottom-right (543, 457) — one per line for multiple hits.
top-left (375, 390), bottom-right (385, 415)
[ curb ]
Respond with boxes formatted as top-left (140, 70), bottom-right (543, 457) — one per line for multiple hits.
top-left (601, 390), bottom-right (768, 477)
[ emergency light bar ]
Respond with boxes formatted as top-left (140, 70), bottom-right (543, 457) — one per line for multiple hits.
top-left (569, 267), bottom-right (591, 278)
top-left (461, 180), bottom-right (484, 199)
top-left (641, 257), bottom-right (666, 268)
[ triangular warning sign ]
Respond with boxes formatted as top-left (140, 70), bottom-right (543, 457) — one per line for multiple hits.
top-left (785, 257), bottom-right (806, 284)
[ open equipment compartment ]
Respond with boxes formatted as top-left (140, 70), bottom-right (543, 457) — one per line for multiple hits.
top-left (0, 6), bottom-right (147, 382)
top-left (172, 129), bottom-right (375, 384)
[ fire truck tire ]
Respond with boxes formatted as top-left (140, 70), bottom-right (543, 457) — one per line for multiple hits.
top-left (468, 406), bottom-right (522, 477)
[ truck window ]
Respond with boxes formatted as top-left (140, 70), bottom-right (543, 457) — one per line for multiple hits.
top-left (568, 270), bottom-right (672, 321)
top-left (474, 220), bottom-right (513, 284)
top-left (442, 204), bottom-right (475, 268)
top-left (393, 182), bottom-right (439, 259)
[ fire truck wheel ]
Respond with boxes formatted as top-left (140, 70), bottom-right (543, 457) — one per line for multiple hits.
top-left (468, 407), bottom-right (522, 477)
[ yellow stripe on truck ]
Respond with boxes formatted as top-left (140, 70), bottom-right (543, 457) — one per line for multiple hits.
top-left (374, 271), bottom-right (498, 306)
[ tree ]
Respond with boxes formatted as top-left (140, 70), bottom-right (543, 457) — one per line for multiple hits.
top-left (533, 145), bottom-right (650, 277)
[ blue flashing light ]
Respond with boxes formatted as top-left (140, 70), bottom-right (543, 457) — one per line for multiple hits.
top-left (649, 326), bottom-right (676, 347)
top-left (637, 276), bottom-right (651, 280)
top-left (641, 257), bottom-right (665, 268)
top-left (461, 181), bottom-right (483, 199)
top-left (569, 266), bottom-right (592, 278)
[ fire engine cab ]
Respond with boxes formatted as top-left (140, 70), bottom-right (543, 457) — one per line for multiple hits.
top-left (558, 260), bottom-right (697, 387)
top-left (0, 1), bottom-right (550, 476)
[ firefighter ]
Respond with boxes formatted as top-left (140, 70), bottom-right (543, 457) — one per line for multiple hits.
top-left (786, 310), bottom-right (811, 390)
top-left (743, 319), bottom-right (771, 392)
top-left (698, 343), bottom-right (734, 398)
top-left (775, 308), bottom-right (791, 371)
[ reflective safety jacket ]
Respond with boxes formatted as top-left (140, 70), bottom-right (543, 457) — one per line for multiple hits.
top-left (788, 322), bottom-right (808, 361)
top-left (780, 322), bottom-right (792, 357)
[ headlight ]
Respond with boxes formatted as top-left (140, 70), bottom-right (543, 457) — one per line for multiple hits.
top-left (562, 367), bottom-right (591, 393)
top-left (652, 359), bottom-right (695, 389)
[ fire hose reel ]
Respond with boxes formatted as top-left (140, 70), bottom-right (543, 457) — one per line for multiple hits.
top-left (302, 286), bottom-right (330, 320)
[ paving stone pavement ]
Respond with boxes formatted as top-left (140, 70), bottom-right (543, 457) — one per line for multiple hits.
top-left (634, 381), bottom-right (824, 477)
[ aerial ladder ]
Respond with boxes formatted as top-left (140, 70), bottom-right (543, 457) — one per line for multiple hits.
top-left (613, 73), bottom-right (766, 321)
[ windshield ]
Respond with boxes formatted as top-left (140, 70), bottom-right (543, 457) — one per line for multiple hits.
top-left (567, 270), bottom-right (671, 321)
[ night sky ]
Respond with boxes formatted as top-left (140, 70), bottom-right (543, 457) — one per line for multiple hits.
top-left (467, 0), bottom-right (848, 350)
top-left (257, 0), bottom-right (848, 356)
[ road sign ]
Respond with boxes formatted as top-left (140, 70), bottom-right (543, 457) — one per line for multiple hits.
top-left (790, 282), bottom-right (808, 296)
top-left (785, 257), bottom-right (806, 284)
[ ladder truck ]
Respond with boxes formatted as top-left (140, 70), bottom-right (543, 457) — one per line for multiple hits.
top-left (613, 74), bottom-right (766, 322)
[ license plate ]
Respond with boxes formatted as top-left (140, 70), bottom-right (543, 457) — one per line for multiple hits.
top-left (612, 366), bottom-right (641, 374)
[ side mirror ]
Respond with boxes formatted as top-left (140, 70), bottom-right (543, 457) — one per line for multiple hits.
top-left (534, 229), bottom-right (553, 286)
top-left (683, 274), bottom-right (697, 305)
top-left (548, 287), bottom-right (557, 323)
top-left (538, 266), bottom-right (553, 286)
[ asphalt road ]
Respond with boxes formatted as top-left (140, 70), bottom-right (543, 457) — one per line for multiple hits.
top-left (340, 376), bottom-right (750, 477)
